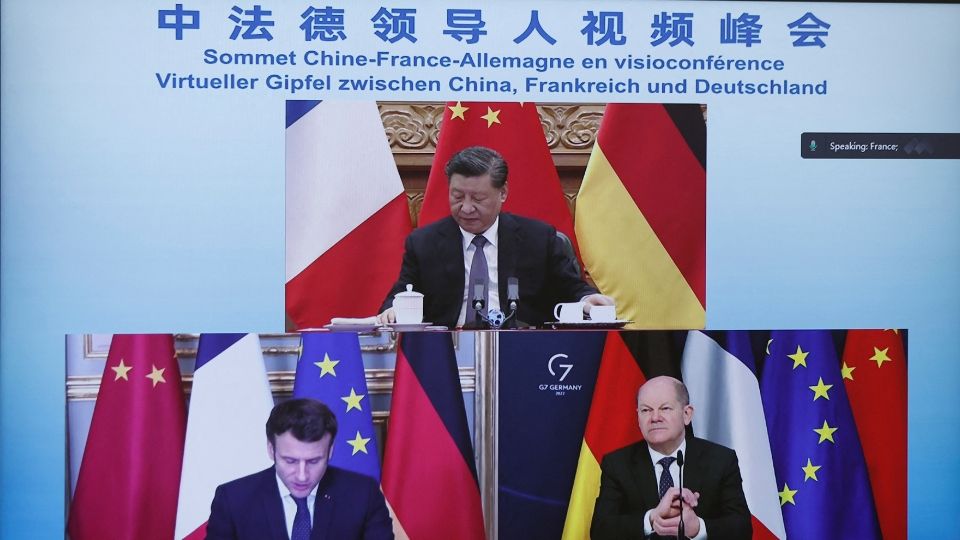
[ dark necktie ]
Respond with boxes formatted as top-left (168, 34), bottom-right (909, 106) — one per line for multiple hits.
top-left (657, 456), bottom-right (676, 499)
top-left (468, 235), bottom-right (489, 323)
top-left (291, 495), bottom-right (311, 540)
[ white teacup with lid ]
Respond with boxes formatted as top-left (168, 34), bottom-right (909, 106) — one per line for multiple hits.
top-left (392, 284), bottom-right (424, 324)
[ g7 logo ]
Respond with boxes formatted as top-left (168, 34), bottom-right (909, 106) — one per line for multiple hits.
top-left (548, 353), bottom-right (573, 382)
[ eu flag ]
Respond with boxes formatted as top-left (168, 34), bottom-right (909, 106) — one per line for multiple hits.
top-left (293, 332), bottom-right (380, 480)
top-left (760, 330), bottom-right (880, 538)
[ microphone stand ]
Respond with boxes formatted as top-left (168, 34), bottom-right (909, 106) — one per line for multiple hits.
top-left (676, 449), bottom-right (685, 540)
top-left (463, 279), bottom-right (490, 329)
top-left (464, 299), bottom-right (489, 329)
top-left (503, 277), bottom-right (520, 329)
top-left (471, 302), bottom-right (518, 330)
top-left (501, 299), bottom-right (518, 329)
top-left (467, 277), bottom-right (520, 330)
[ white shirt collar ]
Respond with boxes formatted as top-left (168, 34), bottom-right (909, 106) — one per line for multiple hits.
top-left (274, 471), bottom-right (320, 538)
top-left (647, 437), bottom-right (687, 466)
top-left (274, 471), bottom-right (320, 501)
top-left (459, 215), bottom-right (500, 250)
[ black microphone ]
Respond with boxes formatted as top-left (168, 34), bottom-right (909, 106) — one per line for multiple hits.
top-left (676, 449), bottom-right (685, 540)
top-left (507, 277), bottom-right (519, 311)
top-left (501, 277), bottom-right (519, 328)
top-left (472, 279), bottom-right (486, 312)
top-left (466, 279), bottom-right (489, 329)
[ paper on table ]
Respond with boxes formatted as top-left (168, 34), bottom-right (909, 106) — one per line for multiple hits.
top-left (330, 316), bottom-right (379, 325)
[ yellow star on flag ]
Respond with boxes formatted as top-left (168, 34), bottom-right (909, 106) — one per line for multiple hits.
top-left (870, 347), bottom-right (892, 368)
top-left (146, 364), bottom-right (166, 387)
top-left (787, 345), bottom-right (809, 369)
top-left (346, 431), bottom-right (371, 455)
top-left (314, 353), bottom-right (339, 378)
top-left (808, 377), bottom-right (833, 401)
top-left (341, 388), bottom-right (365, 412)
top-left (112, 359), bottom-right (132, 381)
top-left (841, 362), bottom-right (856, 380)
top-left (814, 420), bottom-right (838, 444)
top-left (778, 483), bottom-right (798, 506)
top-left (448, 101), bottom-right (469, 120)
top-left (481, 107), bottom-right (501, 127)
top-left (802, 458), bottom-right (822, 481)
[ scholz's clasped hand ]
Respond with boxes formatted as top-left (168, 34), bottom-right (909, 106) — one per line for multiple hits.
top-left (651, 486), bottom-right (701, 538)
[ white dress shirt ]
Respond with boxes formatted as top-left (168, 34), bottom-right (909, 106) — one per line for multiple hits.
top-left (643, 439), bottom-right (707, 539)
top-left (457, 217), bottom-right (500, 326)
top-left (275, 473), bottom-right (318, 538)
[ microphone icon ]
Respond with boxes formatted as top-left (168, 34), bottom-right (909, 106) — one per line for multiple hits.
top-left (809, 140), bottom-right (817, 152)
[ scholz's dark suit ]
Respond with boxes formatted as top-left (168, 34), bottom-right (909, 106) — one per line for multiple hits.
top-left (205, 466), bottom-right (393, 540)
top-left (380, 213), bottom-right (597, 327)
top-left (591, 437), bottom-right (752, 540)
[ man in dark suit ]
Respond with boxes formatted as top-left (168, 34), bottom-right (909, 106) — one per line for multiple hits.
top-left (591, 377), bottom-right (751, 540)
top-left (205, 399), bottom-right (393, 540)
top-left (377, 146), bottom-right (613, 328)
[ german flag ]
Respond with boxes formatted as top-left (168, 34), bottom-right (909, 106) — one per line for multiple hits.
top-left (381, 332), bottom-right (485, 540)
top-left (575, 104), bottom-right (706, 328)
top-left (561, 331), bottom-right (681, 539)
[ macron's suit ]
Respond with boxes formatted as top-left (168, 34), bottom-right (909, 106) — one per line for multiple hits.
top-left (380, 213), bottom-right (596, 327)
top-left (205, 466), bottom-right (393, 540)
top-left (591, 437), bottom-right (752, 540)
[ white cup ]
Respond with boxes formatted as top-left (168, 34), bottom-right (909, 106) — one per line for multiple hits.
top-left (392, 284), bottom-right (424, 324)
top-left (554, 301), bottom-right (585, 323)
top-left (590, 305), bottom-right (617, 322)
top-left (395, 307), bottom-right (422, 325)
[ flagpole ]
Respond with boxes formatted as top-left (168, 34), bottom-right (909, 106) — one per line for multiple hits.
top-left (474, 330), bottom-right (499, 540)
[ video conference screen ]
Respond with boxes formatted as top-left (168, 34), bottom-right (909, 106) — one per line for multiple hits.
top-left (2, 1), bottom-right (958, 537)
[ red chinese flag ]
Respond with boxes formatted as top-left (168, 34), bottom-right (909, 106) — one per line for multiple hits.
top-left (68, 334), bottom-right (187, 540)
top-left (418, 102), bottom-right (578, 257)
top-left (842, 329), bottom-right (907, 540)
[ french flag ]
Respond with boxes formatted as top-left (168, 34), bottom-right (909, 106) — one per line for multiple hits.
top-left (174, 334), bottom-right (274, 540)
top-left (285, 100), bottom-right (411, 329)
top-left (681, 331), bottom-right (786, 539)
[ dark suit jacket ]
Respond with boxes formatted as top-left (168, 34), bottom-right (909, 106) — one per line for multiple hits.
top-left (591, 438), bottom-right (751, 540)
top-left (205, 466), bottom-right (393, 540)
top-left (380, 213), bottom-right (597, 327)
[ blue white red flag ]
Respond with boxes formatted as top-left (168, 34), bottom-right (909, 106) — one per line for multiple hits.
top-left (175, 333), bottom-right (274, 540)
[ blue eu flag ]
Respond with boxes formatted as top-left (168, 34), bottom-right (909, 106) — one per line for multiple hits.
top-left (760, 330), bottom-right (880, 538)
top-left (293, 332), bottom-right (380, 480)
